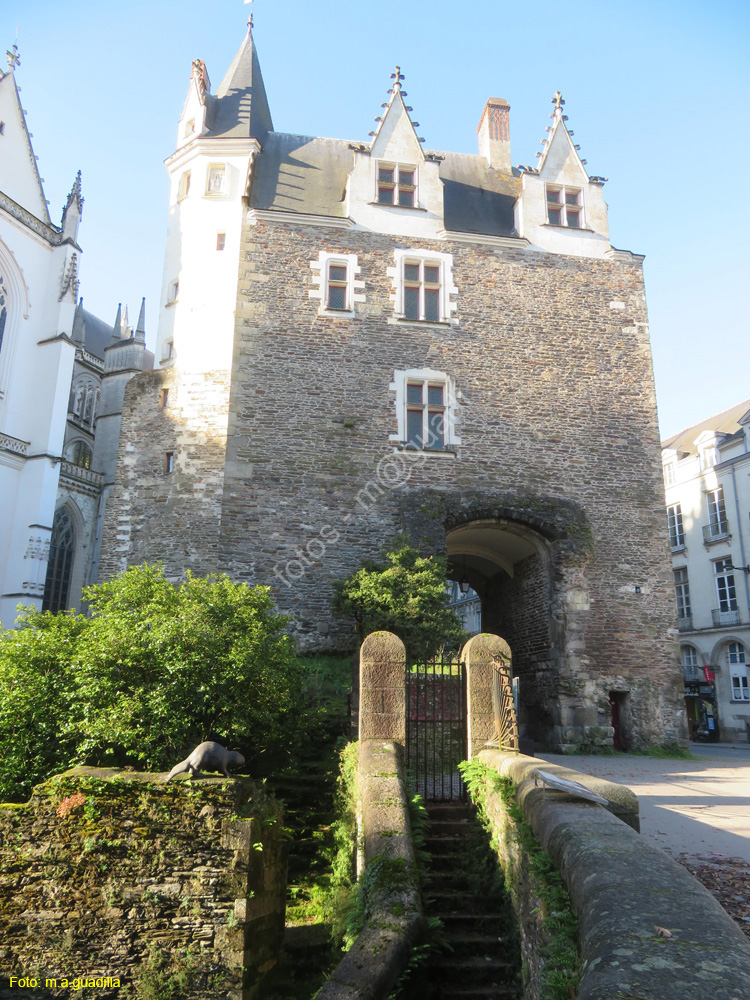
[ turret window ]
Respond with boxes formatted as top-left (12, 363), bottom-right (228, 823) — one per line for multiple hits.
top-left (546, 185), bottom-right (582, 228)
top-left (378, 163), bottom-right (416, 208)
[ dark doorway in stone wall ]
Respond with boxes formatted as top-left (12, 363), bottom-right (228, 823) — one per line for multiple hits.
top-left (609, 691), bottom-right (627, 750)
top-left (446, 519), bottom-right (559, 746)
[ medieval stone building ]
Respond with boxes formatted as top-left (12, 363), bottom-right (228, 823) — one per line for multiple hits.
top-left (100, 23), bottom-right (687, 750)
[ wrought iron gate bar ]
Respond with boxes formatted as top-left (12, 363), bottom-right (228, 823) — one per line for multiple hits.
top-left (405, 654), bottom-right (467, 802)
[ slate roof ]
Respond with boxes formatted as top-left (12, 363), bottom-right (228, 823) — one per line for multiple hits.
top-left (80, 308), bottom-right (115, 361)
top-left (204, 32), bottom-right (273, 141)
top-left (249, 134), bottom-right (521, 237)
top-left (662, 400), bottom-right (750, 456)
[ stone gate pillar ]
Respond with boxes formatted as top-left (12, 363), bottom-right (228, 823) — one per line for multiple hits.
top-left (461, 632), bottom-right (512, 758)
top-left (359, 631), bottom-right (406, 743)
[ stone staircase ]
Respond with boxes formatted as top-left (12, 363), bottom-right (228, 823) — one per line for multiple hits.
top-left (260, 755), bottom-right (341, 999)
top-left (421, 802), bottom-right (520, 1000)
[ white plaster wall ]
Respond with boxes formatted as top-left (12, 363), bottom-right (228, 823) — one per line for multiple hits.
top-left (155, 142), bottom-right (253, 372)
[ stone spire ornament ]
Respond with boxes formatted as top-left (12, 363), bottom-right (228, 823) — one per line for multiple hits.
top-left (6, 44), bottom-right (20, 71)
top-left (112, 304), bottom-right (122, 343)
top-left (135, 298), bottom-right (146, 345)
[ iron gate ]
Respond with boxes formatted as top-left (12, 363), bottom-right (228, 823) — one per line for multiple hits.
top-left (405, 656), bottom-right (467, 801)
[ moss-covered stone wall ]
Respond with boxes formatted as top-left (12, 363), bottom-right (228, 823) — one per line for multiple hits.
top-left (0, 767), bottom-right (288, 999)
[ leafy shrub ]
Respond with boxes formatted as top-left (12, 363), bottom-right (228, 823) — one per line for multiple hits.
top-left (332, 542), bottom-right (467, 661)
top-left (0, 565), bottom-right (305, 801)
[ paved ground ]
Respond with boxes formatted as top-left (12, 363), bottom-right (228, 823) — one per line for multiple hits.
top-left (539, 743), bottom-right (750, 940)
top-left (539, 742), bottom-right (750, 862)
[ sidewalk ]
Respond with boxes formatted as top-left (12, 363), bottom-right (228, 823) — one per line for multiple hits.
top-left (538, 744), bottom-right (750, 862)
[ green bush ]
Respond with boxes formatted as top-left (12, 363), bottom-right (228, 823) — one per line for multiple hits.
top-left (0, 565), bottom-right (305, 801)
top-left (332, 542), bottom-right (467, 661)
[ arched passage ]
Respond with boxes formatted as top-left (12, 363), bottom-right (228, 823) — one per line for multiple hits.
top-left (446, 518), bottom-right (561, 745)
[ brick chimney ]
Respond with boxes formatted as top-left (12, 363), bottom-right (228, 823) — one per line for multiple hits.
top-left (477, 98), bottom-right (511, 172)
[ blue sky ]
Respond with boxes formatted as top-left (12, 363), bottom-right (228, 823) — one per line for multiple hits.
top-left (6, 0), bottom-right (749, 438)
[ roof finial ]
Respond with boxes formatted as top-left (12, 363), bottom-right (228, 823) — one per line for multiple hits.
top-left (6, 43), bottom-right (20, 72)
top-left (552, 91), bottom-right (565, 112)
top-left (244, 0), bottom-right (254, 29)
top-left (390, 65), bottom-right (405, 93)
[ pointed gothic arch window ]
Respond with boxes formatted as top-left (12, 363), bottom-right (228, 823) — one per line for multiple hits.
top-left (42, 507), bottom-right (76, 614)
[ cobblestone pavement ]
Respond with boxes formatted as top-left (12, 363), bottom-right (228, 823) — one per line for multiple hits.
top-left (539, 744), bottom-right (750, 939)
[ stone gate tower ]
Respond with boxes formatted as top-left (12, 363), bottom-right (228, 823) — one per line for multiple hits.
top-left (100, 22), bottom-right (688, 751)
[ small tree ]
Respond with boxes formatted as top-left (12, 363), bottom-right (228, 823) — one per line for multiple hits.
top-left (332, 542), bottom-right (467, 662)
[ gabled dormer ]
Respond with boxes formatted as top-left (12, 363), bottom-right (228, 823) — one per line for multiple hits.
top-left (177, 59), bottom-right (211, 151)
top-left (347, 68), bottom-right (444, 238)
top-left (515, 92), bottom-right (611, 258)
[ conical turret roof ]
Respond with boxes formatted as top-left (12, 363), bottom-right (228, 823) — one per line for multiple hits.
top-left (204, 25), bottom-right (273, 140)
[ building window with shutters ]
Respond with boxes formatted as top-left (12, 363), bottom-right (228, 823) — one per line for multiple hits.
top-left (673, 567), bottom-right (692, 631)
top-left (667, 503), bottom-right (685, 551)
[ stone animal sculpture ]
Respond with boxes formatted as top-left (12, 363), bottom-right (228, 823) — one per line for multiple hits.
top-left (165, 742), bottom-right (245, 781)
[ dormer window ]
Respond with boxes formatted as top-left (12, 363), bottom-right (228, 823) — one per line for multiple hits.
top-left (378, 164), bottom-right (416, 207)
top-left (546, 185), bottom-right (582, 228)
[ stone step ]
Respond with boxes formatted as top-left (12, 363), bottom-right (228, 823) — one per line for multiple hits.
top-left (440, 913), bottom-right (509, 935)
top-left (434, 986), bottom-right (518, 999)
top-left (431, 955), bottom-right (516, 985)
top-left (427, 818), bottom-right (471, 837)
top-left (426, 835), bottom-right (468, 855)
top-left (425, 803), bottom-right (473, 821)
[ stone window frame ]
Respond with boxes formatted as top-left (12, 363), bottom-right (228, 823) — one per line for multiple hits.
top-left (388, 249), bottom-right (458, 327)
top-left (545, 184), bottom-right (584, 229)
top-left (376, 161), bottom-right (418, 208)
top-left (309, 251), bottom-right (365, 318)
top-left (389, 367), bottom-right (460, 455)
top-left (166, 279), bottom-right (179, 307)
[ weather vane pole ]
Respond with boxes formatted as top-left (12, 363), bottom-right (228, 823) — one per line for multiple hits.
top-left (244, 0), bottom-right (254, 29)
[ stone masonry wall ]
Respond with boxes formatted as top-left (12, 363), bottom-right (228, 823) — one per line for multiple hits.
top-left (216, 217), bottom-right (684, 744)
top-left (0, 768), bottom-right (287, 1000)
top-left (101, 212), bottom-right (686, 746)
top-left (98, 368), bottom-right (230, 582)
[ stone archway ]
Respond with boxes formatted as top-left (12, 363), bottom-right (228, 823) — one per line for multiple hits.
top-left (446, 518), bottom-right (561, 746)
